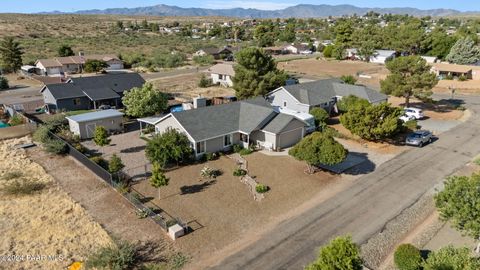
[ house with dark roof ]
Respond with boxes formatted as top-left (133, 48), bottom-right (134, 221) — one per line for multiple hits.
top-left (40, 73), bottom-right (145, 113)
top-left (151, 97), bottom-right (307, 155)
top-left (267, 79), bottom-right (388, 114)
top-left (194, 46), bottom-right (237, 60)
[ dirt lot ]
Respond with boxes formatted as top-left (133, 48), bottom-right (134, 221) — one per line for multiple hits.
top-left (0, 137), bottom-right (112, 269)
top-left (388, 96), bottom-right (465, 121)
top-left (132, 153), bottom-right (348, 262)
top-left (150, 73), bottom-right (235, 102)
top-left (434, 79), bottom-right (480, 95)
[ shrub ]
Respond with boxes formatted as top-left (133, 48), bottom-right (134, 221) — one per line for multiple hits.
top-left (323, 45), bottom-right (334, 58)
top-left (422, 245), bottom-right (480, 270)
top-left (115, 181), bottom-right (130, 194)
top-left (200, 166), bottom-right (221, 179)
top-left (84, 59), bottom-right (108, 73)
top-left (239, 148), bottom-right (253, 156)
top-left (394, 244), bottom-right (422, 270)
top-left (43, 114), bottom-right (67, 133)
top-left (445, 74), bottom-right (454, 80)
top-left (233, 144), bottom-right (243, 153)
top-left (8, 114), bottom-right (24, 126)
top-left (3, 179), bottom-right (46, 195)
top-left (255, 184), bottom-right (269, 193)
top-left (458, 75), bottom-right (467, 81)
top-left (166, 219), bottom-right (177, 228)
top-left (306, 235), bottom-right (362, 270)
top-left (403, 120), bottom-right (419, 131)
top-left (93, 126), bottom-right (111, 146)
top-left (169, 252), bottom-right (189, 270)
top-left (90, 156), bottom-right (109, 170)
top-left (43, 138), bottom-right (68, 154)
top-left (233, 168), bottom-right (247, 177)
top-left (0, 76), bottom-right (9, 89)
top-left (73, 143), bottom-right (87, 154)
top-left (309, 107), bottom-right (329, 127)
top-left (205, 152), bottom-right (217, 161)
top-left (474, 157), bottom-right (480, 166)
top-left (198, 74), bottom-right (212, 88)
top-left (85, 239), bottom-right (138, 270)
top-left (109, 154), bottom-right (125, 174)
top-left (1, 171), bottom-right (22, 180)
top-left (336, 95), bottom-right (370, 113)
top-left (33, 125), bottom-right (52, 143)
top-left (340, 75), bottom-right (357, 85)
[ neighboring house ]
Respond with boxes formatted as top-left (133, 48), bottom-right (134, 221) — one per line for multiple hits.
top-left (66, 109), bottom-right (124, 139)
top-left (431, 63), bottom-right (474, 80)
top-left (369, 50), bottom-right (396, 64)
top-left (40, 73), bottom-right (145, 113)
top-left (194, 46), bottom-right (235, 59)
top-left (267, 79), bottom-right (388, 115)
top-left (151, 97), bottom-right (307, 155)
top-left (264, 46), bottom-right (287, 55)
top-left (208, 63), bottom-right (235, 87)
top-left (284, 44), bottom-right (312, 54)
top-left (421, 56), bottom-right (438, 64)
top-left (35, 54), bottom-right (124, 76)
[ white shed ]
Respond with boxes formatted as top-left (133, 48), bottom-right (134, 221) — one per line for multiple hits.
top-left (66, 109), bottom-right (124, 139)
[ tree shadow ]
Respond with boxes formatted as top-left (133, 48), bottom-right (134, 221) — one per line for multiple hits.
top-left (120, 145), bottom-right (146, 153)
top-left (342, 152), bottom-right (376, 175)
top-left (180, 180), bottom-right (216, 195)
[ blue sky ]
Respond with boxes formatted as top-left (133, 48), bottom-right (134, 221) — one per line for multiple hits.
top-left (0, 1), bottom-right (479, 13)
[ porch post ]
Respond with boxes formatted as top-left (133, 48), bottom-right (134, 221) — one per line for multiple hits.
top-left (140, 121), bottom-right (143, 136)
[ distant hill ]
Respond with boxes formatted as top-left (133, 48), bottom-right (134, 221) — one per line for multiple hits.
top-left (39, 4), bottom-right (478, 18)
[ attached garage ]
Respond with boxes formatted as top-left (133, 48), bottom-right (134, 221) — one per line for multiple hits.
top-left (278, 127), bottom-right (304, 149)
top-left (66, 109), bottom-right (124, 139)
top-left (261, 114), bottom-right (306, 151)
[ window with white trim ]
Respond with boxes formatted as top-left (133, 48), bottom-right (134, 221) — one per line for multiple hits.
top-left (196, 141), bottom-right (205, 154)
top-left (224, 134), bottom-right (232, 147)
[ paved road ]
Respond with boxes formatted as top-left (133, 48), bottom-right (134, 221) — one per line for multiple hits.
top-left (211, 94), bottom-right (480, 270)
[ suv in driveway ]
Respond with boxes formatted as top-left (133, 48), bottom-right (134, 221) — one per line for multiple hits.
top-left (406, 130), bottom-right (433, 147)
top-left (404, 107), bottom-right (424, 120)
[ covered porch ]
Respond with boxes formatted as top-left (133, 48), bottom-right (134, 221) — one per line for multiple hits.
top-left (137, 116), bottom-right (164, 138)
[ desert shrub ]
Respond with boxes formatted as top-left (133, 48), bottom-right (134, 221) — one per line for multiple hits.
top-left (0, 76), bottom-right (9, 89)
top-left (1, 171), bottom-right (23, 180)
top-left (3, 179), bottom-right (46, 195)
top-left (169, 253), bottom-right (189, 270)
top-left (445, 74), bottom-right (454, 80)
top-left (151, 52), bottom-right (186, 68)
top-left (85, 239), bottom-right (138, 270)
top-left (200, 166), bottom-right (221, 179)
top-left (90, 156), bottom-right (109, 170)
top-left (198, 74), bottom-right (212, 88)
top-left (239, 148), bottom-right (253, 156)
top-left (255, 184), bottom-right (269, 193)
top-left (73, 143), bottom-right (87, 154)
top-left (84, 59), bottom-right (108, 73)
top-left (109, 154), bottom-right (125, 174)
top-left (166, 219), bottom-right (177, 228)
top-left (403, 120), bottom-right (419, 131)
top-left (115, 181), bottom-right (130, 194)
top-left (422, 245), bottom-right (480, 270)
top-left (323, 45), bottom-right (334, 58)
top-left (306, 235), bottom-right (362, 270)
top-left (458, 75), bottom-right (467, 81)
top-left (33, 125), bottom-right (52, 143)
top-left (233, 144), bottom-right (243, 153)
top-left (340, 75), bottom-right (357, 85)
top-left (309, 107), bottom-right (329, 127)
top-left (43, 114), bottom-right (67, 132)
top-left (205, 152), bottom-right (217, 161)
top-left (8, 114), bottom-right (24, 126)
top-left (193, 55), bottom-right (215, 66)
top-left (57, 128), bottom-right (79, 143)
top-left (43, 138), bottom-right (68, 154)
top-left (394, 244), bottom-right (422, 270)
top-left (233, 168), bottom-right (247, 177)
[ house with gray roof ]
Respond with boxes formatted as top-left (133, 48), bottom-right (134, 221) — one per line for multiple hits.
top-left (151, 97), bottom-right (307, 156)
top-left (266, 79), bottom-right (388, 114)
top-left (40, 73), bottom-right (145, 113)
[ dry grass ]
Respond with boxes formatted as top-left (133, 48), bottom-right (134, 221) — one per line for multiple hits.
top-left (0, 137), bottom-right (112, 269)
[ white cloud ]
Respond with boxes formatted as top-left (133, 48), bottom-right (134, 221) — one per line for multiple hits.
top-left (205, 1), bottom-right (295, 10)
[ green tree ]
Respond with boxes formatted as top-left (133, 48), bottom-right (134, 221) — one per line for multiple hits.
top-left (435, 173), bottom-right (480, 253)
top-left (353, 24), bottom-right (381, 61)
top-left (341, 75), bottom-right (357, 85)
top-left (122, 83), bottom-right (168, 118)
top-left (233, 47), bottom-right (287, 99)
top-left (423, 27), bottom-right (457, 60)
top-left (309, 108), bottom-right (329, 127)
top-left (423, 245), bottom-right (480, 270)
top-left (115, 21), bottom-right (124, 30)
top-left (306, 235), bottom-right (363, 270)
top-left (446, 37), bottom-right (480, 65)
top-left (108, 154), bottom-right (125, 174)
top-left (0, 37), bottom-right (23, 73)
top-left (0, 76), bottom-right (8, 89)
top-left (381, 56), bottom-right (438, 107)
top-left (145, 129), bottom-right (192, 168)
top-left (93, 126), bottom-right (111, 147)
top-left (58, 45), bottom-right (74, 57)
top-left (340, 102), bottom-right (403, 141)
top-left (337, 95), bottom-right (370, 113)
top-left (253, 25), bottom-right (275, 47)
top-left (150, 22), bottom-right (159, 32)
top-left (150, 162), bottom-right (169, 199)
top-left (332, 44), bottom-right (346, 60)
top-left (323, 45), bottom-right (334, 58)
top-left (334, 20), bottom-right (354, 46)
top-left (84, 59), bottom-right (108, 73)
top-left (289, 132), bottom-right (347, 174)
top-left (280, 23), bottom-right (296, 43)
top-left (394, 244), bottom-right (422, 270)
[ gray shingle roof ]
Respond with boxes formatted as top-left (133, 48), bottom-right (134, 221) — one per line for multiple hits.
top-left (171, 97), bottom-right (280, 141)
top-left (42, 83), bottom-right (85, 100)
top-left (281, 79), bottom-right (387, 105)
top-left (262, 114), bottom-right (297, 134)
top-left (71, 73), bottom-right (145, 93)
top-left (82, 87), bottom-right (120, 101)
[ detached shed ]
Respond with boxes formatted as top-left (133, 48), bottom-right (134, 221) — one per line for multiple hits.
top-left (66, 109), bottom-right (124, 139)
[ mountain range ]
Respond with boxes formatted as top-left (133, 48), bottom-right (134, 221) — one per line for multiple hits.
top-left (41, 4), bottom-right (476, 18)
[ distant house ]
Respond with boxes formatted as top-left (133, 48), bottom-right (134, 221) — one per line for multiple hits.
top-left (208, 63), bottom-right (235, 87)
top-left (40, 73), bottom-right (145, 113)
top-left (35, 53), bottom-right (124, 76)
top-left (66, 109), bottom-right (125, 139)
top-left (264, 46), bottom-right (287, 55)
top-left (267, 79), bottom-right (388, 115)
top-left (151, 97), bottom-right (307, 154)
top-left (431, 63), bottom-right (474, 80)
top-left (194, 46), bottom-right (235, 60)
top-left (369, 50), bottom-right (396, 64)
top-left (284, 44), bottom-right (312, 54)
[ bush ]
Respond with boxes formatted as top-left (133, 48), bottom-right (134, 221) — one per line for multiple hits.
top-left (205, 152), bottom-right (218, 161)
top-left (90, 156), bottom-right (109, 170)
top-left (193, 55), bottom-right (215, 66)
top-left (198, 74), bottom-right (212, 88)
top-left (239, 148), bottom-right (253, 156)
top-left (458, 75), bottom-right (467, 81)
top-left (8, 114), bottom-right (23, 126)
top-left (33, 125), bottom-right (52, 143)
top-left (394, 244), bottom-right (422, 270)
top-left (422, 245), bottom-right (480, 270)
top-left (43, 138), bottom-right (68, 154)
top-left (115, 181), bottom-right (130, 194)
top-left (309, 107), bottom-right (329, 127)
top-left (85, 239), bottom-right (138, 270)
top-left (337, 95), bottom-right (370, 113)
top-left (84, 59), bottom-right (108, 73)
top-left (445, 74), bottom-right (454, 80)
top-left (93, 126), bottom-right (111, 146)
top-left (109, 154), bottom-right (125, 174)
top-left (323, 45), bottom-right (334, 58)
top-left (340, 75), bottom-right (357, 85)
top-left (73, 143), bottom-right (87, 154)
top-left (151, 52), bottom-right (185, 68)
top-left (403, 120), bottom-right (419, 131)
top-left (169, 252), bottom-right (189, 270)
top-left (306, 235), bottom-right (362, 270)
top-left (3, 179), bottom-right (46, 195)
top-left (233, 168), bottom-right (247, 177)
top-left (255, 184), bottom-right (269, 193)
top-left (43, 114), bottom-right (67, 133)
top-left (1, 171), bottom-right (22, 180)
top-left (200, 166), bottom-right (221, 179)
top-left (0, 76), bottom-right (9, 89)
top-left (233, 144), bottom-right (243, 153)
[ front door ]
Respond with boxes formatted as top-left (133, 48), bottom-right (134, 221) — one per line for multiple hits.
top-left (86, 123), bottom-right (97, 139)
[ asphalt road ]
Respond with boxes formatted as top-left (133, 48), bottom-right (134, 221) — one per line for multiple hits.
top-left (211, 94), bottom-right (480, 270)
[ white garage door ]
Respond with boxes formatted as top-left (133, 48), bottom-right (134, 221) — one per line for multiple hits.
top-left (278, 128), bottom-right (303, 149)
top-left (108, 63), bottom-right (123, 70)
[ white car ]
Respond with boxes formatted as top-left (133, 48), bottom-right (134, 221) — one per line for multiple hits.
top-left (399, 114), bottom-right (416, 122)
top-left (404, 107), bottom-right (424, 120)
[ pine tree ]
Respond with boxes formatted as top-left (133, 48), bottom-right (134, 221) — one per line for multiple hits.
top-left (0, 37), bottom-right (23, 73)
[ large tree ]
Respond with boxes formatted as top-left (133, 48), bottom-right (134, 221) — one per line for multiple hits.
top-left (446, 37), bottom-right (480, 65)
top-left (58, 44), bottom-right (74, 57)
top-left (381, 56), bottom-right (438, 107)
top-left (0, 37), bottom-right (23, 73)
top-left (145, 128), bottom-right (192, 168)
top-left (423, 27), bottom-right (457, 60)
top-left (306, 235), bottom-right (363, 270)
top-left (340, 102), bottom-right (403, 141)
top-left (83, 59), bottom-right (108, 73)
top-left (232, 47), bottom-right (287, 99)
top-left (435, 173), bottom-right (480, 253)
top-left (253, 25), bottom-right (275, 47)
top-left (122, 83), bottom-right (168, 117)
top-left (423, 245), bottom-right (480, 270)
top-left (289, 132), bottom-right (347, 174)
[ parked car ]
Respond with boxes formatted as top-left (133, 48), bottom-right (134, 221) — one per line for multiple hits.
top-left (98, 104), bottom-right (112, 110)
top-left (399, 114), bottom-right (416, 122)
top-left (404, 107), bottom-right (424, 120)
top-left (405, 130), bottom-right (433, 147)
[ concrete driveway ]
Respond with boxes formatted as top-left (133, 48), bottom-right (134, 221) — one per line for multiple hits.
top-left (208, 94), bottom-right (480, 270)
